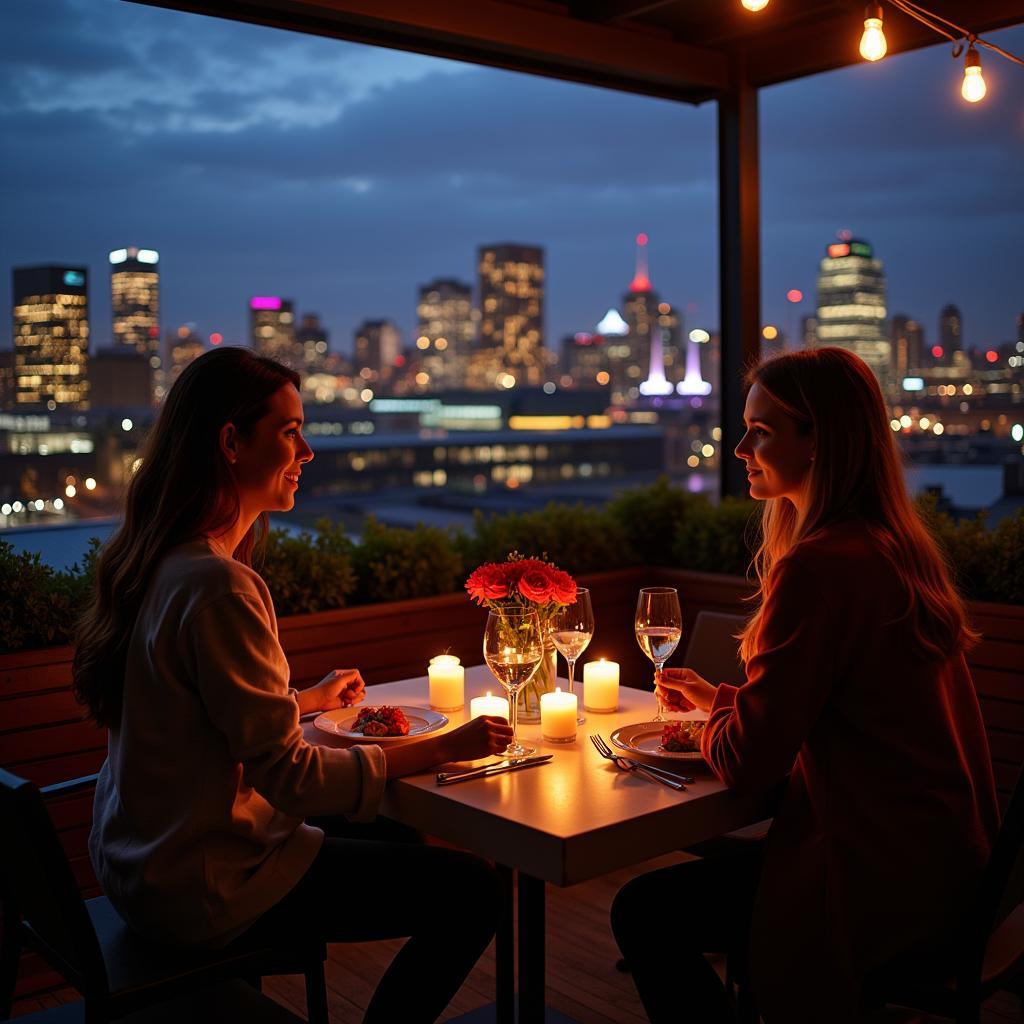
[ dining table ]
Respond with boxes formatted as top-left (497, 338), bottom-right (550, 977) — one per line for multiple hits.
top-left (303, 664), bottom-right (780, 1024)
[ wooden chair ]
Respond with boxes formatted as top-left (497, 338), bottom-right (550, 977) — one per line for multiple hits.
top-left (0, 769), bottom-right (329, 1024)
top-left (868, 764), bottom-right (1024, 1024)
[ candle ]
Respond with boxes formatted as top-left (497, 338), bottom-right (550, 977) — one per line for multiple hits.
top-left (428, 654), bottom-right (465, 712)
top-left (541, 687), bottom-right (578, 743)
top-left (583, 659), bottom-right (619, 713)
top-left (470, 691), bottom-right (510, 721)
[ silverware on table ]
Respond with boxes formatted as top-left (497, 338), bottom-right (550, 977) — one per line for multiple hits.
top-left (589, 734), bottom-right (691, 790)
top-left (436, 754), bottom-right (553, 786)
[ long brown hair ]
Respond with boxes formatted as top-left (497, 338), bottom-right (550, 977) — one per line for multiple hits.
top-left (73, 347), bottom-right (300, 727)
top-left (738, 347), bottom-right (977, 663)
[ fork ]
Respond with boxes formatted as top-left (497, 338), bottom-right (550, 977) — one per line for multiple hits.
top-left (589, 734), bottom-right (690, 790)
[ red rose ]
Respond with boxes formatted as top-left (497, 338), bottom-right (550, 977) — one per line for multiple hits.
top-left (549, 569), bottom-right (577, 605)
top-left (465, 563), bottom-right (510, 604)
top-left (518, 568), bottom-right (555, 604)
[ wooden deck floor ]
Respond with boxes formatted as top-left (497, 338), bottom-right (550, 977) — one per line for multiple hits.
top-left (10, 852), bottom-right (1022, 1023)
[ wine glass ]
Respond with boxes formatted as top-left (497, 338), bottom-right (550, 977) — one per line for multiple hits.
top-left (483, 607), bottom-right (544, 758)
top-left (550, 588), bottom-right (594, 725)
top-left (635, 587), bottom-right (682, 722)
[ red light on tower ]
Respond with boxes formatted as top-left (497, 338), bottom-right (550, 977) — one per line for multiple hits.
top-left (636, 233), bottom-right (648, 246)
top-left (986, 349), bottom-right (999, 363)
top-left (210, 332), bottom-right (223, 345)
top-left (931, 345), bottom-right (944, 359)
top-left (786, 289), bottom-right (803, 303)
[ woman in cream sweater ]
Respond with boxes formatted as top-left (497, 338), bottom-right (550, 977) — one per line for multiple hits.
top-left (75, 347), bottom-right (512, 1023)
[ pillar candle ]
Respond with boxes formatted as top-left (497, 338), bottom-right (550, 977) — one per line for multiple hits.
top-left (583, 659), bottom-right (619, 713)
top-left (428, 654), bottom-right (465, 711)
top-left (541, 687), bottom-right (578, 743)
top-left (470, 691), bottom-right (510, 721)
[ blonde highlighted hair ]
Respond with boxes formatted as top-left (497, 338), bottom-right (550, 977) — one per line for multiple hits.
top-left (738, 347), bottom-right (977, 664)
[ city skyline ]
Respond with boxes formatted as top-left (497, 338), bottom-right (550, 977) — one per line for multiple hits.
top-left (1, 0), bottom-right (1022, 357)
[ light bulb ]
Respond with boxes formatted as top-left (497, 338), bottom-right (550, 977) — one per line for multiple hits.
top-left (962, 47), bottom-right (987, 103)
top-left (741, 0), bottom-right (770, 10)
top-left (859, 3), bottom-right (887, 62)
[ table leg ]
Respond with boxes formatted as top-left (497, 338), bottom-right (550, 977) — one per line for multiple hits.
top-left (496, 863), bottom-right (515, 1024)
top-left (517, 872), bottom-right (545, 1021)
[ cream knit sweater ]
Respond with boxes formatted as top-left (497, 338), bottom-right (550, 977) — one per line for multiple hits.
top-left (89, 538), bottom-right (385, 947)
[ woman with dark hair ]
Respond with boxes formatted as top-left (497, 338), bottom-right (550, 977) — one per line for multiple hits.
top-left (611, 347), bottom-right (998, 1022)
top-left (77, 347), bottom-right (512, 1023)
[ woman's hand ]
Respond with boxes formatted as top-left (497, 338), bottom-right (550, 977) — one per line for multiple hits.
top-left (656, 667), bottom-right (717, 713)
top-left (298, 669), bottom-right (366, 715)
top-left (442, 715), bottom-right (514, 763)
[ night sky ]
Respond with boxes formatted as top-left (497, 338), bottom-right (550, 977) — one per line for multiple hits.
top-left (2, 0), bottom-right (1022, 356)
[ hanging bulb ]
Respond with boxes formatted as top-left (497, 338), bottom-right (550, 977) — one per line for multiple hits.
top-left (962, 45), bottom-right (987, 102)
top-left (859, 3), bottom-right (887, 62)
top-left (741, 0), bottom-right (770, 11)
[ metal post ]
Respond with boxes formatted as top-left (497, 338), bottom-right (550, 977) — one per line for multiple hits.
top-left (496, 863), bottom-right (515, 1024)
top-left (717, 56), bottom-right (761, 499)
top-left (517, 873), bottom-right (546, 1022)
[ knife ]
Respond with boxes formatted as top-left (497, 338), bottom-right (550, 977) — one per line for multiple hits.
top-left (436, 754), bottom-right (553, 785)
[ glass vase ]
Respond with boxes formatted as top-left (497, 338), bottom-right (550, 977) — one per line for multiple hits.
top-left (516, 636), bottom-right (558, 723)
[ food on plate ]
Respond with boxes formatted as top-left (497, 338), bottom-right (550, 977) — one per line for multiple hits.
top-left (660, 720), bottom-right (705, 753)
top-left (350, 706), bottom-right (411, 737)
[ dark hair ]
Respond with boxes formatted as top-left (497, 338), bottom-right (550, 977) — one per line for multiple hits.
top-left (73, 347), bottom-right (300, 726)
top-left (739, 347), bottom-right (977, 663)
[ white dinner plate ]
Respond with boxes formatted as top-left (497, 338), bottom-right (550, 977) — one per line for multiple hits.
top-left (313, 706), bottom-right (448, 743)
top-left (610, 719), bottom-right (708, 763)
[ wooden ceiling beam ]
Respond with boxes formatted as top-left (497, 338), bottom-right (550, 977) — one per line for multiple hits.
top-left (569, 0), bottom-right (681, 25)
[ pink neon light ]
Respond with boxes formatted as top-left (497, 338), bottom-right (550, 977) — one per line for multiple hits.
top-left (250, 296), bottom-right (282, 310)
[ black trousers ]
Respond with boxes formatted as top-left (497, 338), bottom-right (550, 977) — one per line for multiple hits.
top-left (610, 843), bottom-right (763, 1024)
top-left (246, 816), bottom-right (500, 1024)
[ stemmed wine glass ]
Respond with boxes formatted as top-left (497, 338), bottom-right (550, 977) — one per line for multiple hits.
top-left (634, 587), bottom-right (682, 722)
top-left (483, 607), bottom-right (544, 758)
top-left (550, 588), bottom-right (594, 725)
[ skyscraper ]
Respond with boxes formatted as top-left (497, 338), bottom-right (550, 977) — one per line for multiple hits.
top-left (939, 304), bottom-right (963, 364)
top-left (891, 314), bottom-right (925, 382)
top-left (167, 325), bottom-right (206, 387)
top-left (416, 278), bottom-right (474, 389)
top-left (249, 297), bottom-right (299, 368)
top-left (110, 247), bottom-right (161, 401)
top-left (297, 313), bottom-right (330, 374)
top-left (12, 265), bottom-right (90, 410)
top-left (815, 238), bottom-right (889, 384)
top-left (354, 319), bottom-right (402, 383)
top-left (477, 243), bottom-right (545, 386)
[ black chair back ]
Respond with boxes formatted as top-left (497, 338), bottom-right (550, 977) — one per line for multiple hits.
top-left (682, 611), bottom-right (746, 687)
top-left (0, 768), bottom-right (108, 998)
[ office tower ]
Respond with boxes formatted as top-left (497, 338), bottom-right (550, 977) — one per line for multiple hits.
top-left (12, 265), bottom-right (90, 410)
top-left (477, 243), bottom-right (545, 386)
top-left (620, 234), bottom-right (659, 398)
top-left (354, 319), bottom-right (402, 383)
top-left (656, 302), bottom-right (683, 382)
top-left (0, 350), bottom-right (14, 410)
top-left (109, 247), bottom-right (161, 402)
top-left (167, 326), bottom-right (206, 387)
top-left (249, 297), bottom-right (299, 368)
top-left (90, 348), bottom-right (152, 408)
top-left (891, 315), bottom-right (925, 382)
top-left (938, 304), bottom-right (962, 364)
top-left (297, 313), bottom-right (330, 374)
top-left (815, 238), bottom-right (889, 384)
top-left (561, 333), bottom-right (609, 386)
top-left (801, 315), bottom-right (818, 348)
top-left (416, 278), bottom-right (474, 389)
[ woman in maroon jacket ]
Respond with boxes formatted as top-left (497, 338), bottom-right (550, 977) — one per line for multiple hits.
top-left (611, 347), bottom-right (998, 1022)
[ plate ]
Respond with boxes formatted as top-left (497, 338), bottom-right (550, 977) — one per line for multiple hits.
top-left (313, 706), bottom-right (448, 743)
top-left (610, 720), bottom-right (707, 763)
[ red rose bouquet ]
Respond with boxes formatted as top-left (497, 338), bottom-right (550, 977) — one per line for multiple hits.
top-left (466, 553), bottom-right (578, 720)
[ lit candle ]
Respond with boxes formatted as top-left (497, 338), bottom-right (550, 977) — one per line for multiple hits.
top-left (470, 691), bottom-right (510, 721)
top-left (541, 687), bottom-right (578, 743)
top-left (428, 654), bottom-right (464, 712)
top-left (583, 659), bottom-right (619, 713)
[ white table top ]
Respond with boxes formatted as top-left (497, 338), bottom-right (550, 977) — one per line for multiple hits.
top-left (303, 665), bottom-right (777, 886)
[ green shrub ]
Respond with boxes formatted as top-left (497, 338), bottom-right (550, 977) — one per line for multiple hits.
top-left (673, 496), bottom-right (759, 577)
top-left (606, 477), bottom-right (695, 567)
top-left (462, 501), bottom-right (635, 576)
top-left (258, 519), bottom-right (356, 616)
top-left (351, 517), bottom-right (464, 604)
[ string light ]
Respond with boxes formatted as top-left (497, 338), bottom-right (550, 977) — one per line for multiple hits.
top-left (740, 0), bottom-right (770, 10)
top-left (859, 4), bottom-right (887, 62)
top-left (961, 44), bottom-right (987, 102)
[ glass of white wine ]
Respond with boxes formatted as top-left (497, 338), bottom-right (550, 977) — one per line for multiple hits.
top-left (484, 607), bottom-right (544, 758)
top-left (635, 587), bottom-right (682, 723)
top-left (550, 588), bottom-right (594, 725)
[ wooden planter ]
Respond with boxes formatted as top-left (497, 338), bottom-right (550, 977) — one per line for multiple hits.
top-left (2, 568), bottom-right (1021, 998)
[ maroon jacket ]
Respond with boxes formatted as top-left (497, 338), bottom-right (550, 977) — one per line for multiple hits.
top-left (701, 521), bottom-right (998, 1022)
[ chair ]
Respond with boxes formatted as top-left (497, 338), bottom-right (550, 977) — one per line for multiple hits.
top-left (0, 769), bottom-right (329, 1024)
top-left (681, 610), bottom-right (747, 688)
top-left (869, 764), bottom-right (1024, 1024)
